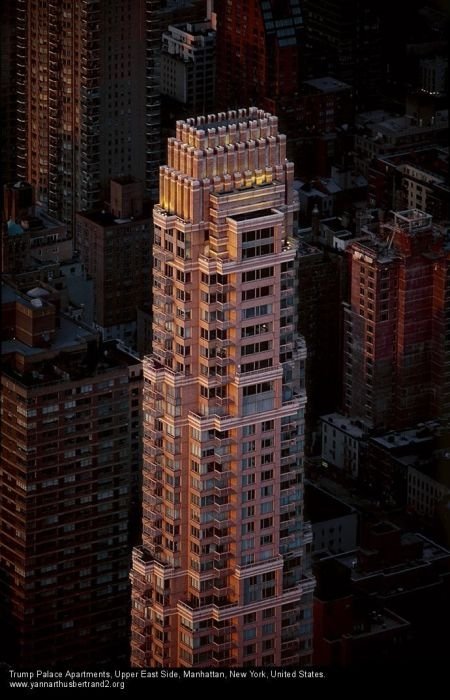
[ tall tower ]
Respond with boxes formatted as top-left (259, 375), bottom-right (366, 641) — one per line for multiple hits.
top-left (15, 0), bottom-right (160, 228)
top-left (131, 108), bottom-right (314, 668)
top-left (215, 1), bottom-right (304, 115)
top-left (344, 209), bottom-right (449, 429)
top-left (0, 283), bottom-right (142, 667)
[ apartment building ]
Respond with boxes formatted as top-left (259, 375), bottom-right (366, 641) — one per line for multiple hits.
top-left (130, 107), bottom-right (314, 667)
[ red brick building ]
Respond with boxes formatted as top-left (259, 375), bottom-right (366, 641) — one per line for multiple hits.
top-left (215, 0), bottom-right (304, 127)
top-left (344, 209), bottom-right (449, 429)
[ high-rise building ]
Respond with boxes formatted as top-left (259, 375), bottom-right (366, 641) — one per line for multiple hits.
top-left (14, 0), bottom-right (161, 228)
top-left (0, 0), bottom-right (18, 192)
top-left (76, 178), bottom-right (152, 354)
top-left (344, 209), bottom-right (450, 429)
top-left (130, 108), bottom-right (314, 668)
top-left (0, 282), bottom-right (142, 666)
top-left (215, 1), bottom-right (304, 123)
top-left (302, 0), bottom-right (382, 111)
top-left (160, 17), bottom-right (216, 119)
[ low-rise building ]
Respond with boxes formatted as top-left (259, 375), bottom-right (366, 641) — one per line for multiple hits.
top-left (305, 483), bottom-right (358, 555)
top-left (321, 413), bottom-right (366, 478)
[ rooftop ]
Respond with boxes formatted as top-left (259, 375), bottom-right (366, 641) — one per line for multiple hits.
top-left (1, 282), bottom-right (53, 312)
top-left (393, 209), bottom-right (432, 233)
top-left (228, 208), bottom-right (275, 222)
top-left (321, 413), bottom-right (366, 439)
top-left (371, 421), bottom-right (441, 452)
top-left (1, 314), bottom-right (95, 359)
top-left (328, 533), bottom-right (449, 581)
top-left (305, 482), bottom-right (356, 524)
top-left (349, 608), bottom-right (410, 638)
top-left (76, 209), bottom-right (150, 227)
top-left (2, 336), bottom-right (138, 388)
top-left (304, 76), bottom-right (352, 94)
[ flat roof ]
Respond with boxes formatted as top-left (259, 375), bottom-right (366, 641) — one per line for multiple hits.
top-left (2, 335), bottom-right (139, 388)
top-left (325, 533), bottom-right (449, 581)
top-left (1, 315), bottom-right (95, 359)
top-left (228, 208), bottom-right (277, 222)
top-left (305, 483), bottom-right (356, 524)
top-left (321, 413), bottom-right (366, 439)
top-left (304, 76), bottom-right (352, 93)
top-left (76, 209), bottom-right (150, 227)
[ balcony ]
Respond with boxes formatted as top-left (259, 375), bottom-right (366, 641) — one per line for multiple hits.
top-left (215, 350), bottom-right (233, 367)
top-left (212, 638), bottom-right (235, 652)
top-left (131, 630), bottom-right (147, 649)
top-left (216, 282), bottom-right (234, 294)
top-left (153, 247), bottom-right (174, 263)
top-left (143, 426), bottom-right (163, 442)
top-left (131, 615), bottom-right (149, 631)
top-left (215, 317), bottom-right (233, 331)
top-left (131, 647), bottom-right (147, 664)
top-left (213, 530), bottom-right (234, 546)
top-left (142, 491), bottom-right (162, 508)
top-left (142, 522), bottom-right (160, 540)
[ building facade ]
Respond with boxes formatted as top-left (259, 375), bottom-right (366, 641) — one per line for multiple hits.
top-left (14, 0), bottom-right (160, 228)
top-left (0, 282), bottom-right (142, 667)
top-left (344, 210), bottom-right (449, 429)
top-left (302, 0), bottom-right (382, 111)
top-left (215, 1), bottom-right (304, 126)
top-left (130, 108), bottom-right (314, 667)
top-left (76, 178), bottom-right (152, 354)
top-left (161, 18), bottom-right (216, 118)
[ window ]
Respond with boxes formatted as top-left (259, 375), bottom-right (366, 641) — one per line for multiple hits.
top-left (242, 457), bottom-right (256, 470)
top-left (241, 341), bottom-right (272, 356)
top-left (261, 501), bottom-right (273, 514)
top-left (242, 243), bottom-right (274, 259)
top-left (242, 286), bottom-right (273, 301)
top-left (242, 267), bottom-right (273, 283)
top-left (243, 382), bottom-right (273, 397)
top-left (260, 517), bottom-right (273, 529)
top-left (242, 228), bottom-right (273, 244)
top-left (242, 304), bottom-right (272, 320)
top-left (241, 322), bottom-right (272, 338)
top-left (260, 534), bottom-right (273, 545)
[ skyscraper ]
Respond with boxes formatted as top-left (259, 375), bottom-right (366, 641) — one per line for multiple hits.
top-left (344, 209), bottom-right (449, 429)
top-left (160, 16), bottom-right (216, 120)
top-left (76, 177), bottom-right (152, 353)
top-left (0, 0), bottom-right (18, 191)
top-left (15, 0), bottom-right (161, 228)
top-left (215, 1), bottom-right (304, 119)
top-left (130, 107), bottom-right (314, 668)
top-left (0, 282), bottom-right (142, 666)
top-left (302, 0), bottom-right (382, 110)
